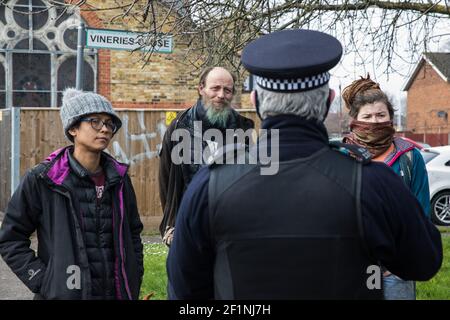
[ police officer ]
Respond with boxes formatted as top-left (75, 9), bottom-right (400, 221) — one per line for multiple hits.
top-left (166, 29), bottom-right (442, 299)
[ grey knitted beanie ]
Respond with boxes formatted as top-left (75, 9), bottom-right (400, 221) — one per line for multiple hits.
top-left (60, 88), bottom-right (122, 141)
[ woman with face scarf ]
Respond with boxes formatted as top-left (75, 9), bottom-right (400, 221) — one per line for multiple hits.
top-left (342, 75), bottom-right (431, 300)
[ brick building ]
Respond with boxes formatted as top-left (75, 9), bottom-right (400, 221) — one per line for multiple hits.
top-left (0, 0), bottom-right (248, 110)
top-left (403, 52), bottom-right (450, 146)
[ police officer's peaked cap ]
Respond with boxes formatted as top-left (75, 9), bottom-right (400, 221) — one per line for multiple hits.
top-left (241, 29), bottom-right (342, 92)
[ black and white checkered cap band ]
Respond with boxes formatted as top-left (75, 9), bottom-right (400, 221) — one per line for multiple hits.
top-left (255, 72), bottom-right (330, 92)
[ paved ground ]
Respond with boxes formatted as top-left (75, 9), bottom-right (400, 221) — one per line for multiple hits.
top-left (0, 211), bottom-right (161, 300)
top-left (0, 211), bottom-right (35, 300)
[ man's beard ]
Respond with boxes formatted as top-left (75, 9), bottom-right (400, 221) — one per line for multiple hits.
top-left (203, 99), bottom-right (232, 128)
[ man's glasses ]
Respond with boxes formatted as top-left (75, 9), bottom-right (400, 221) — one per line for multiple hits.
top-left (80, 117), bottom-right (118, 133)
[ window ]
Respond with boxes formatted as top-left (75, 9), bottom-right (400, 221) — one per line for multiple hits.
top-left (0, 0), bottom-right (96, 108)
top-left (13, 0), bottom-right (48, 30)
top-left (420, 150), bottom-right (439, 164)
top-left (13, 39), bottom-right (51, 108)
top-left (57, 56), bottom-right (94, 106)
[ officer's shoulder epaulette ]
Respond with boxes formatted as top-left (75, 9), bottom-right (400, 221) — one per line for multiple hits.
top-left (329, 141), bottom-right (372, 164)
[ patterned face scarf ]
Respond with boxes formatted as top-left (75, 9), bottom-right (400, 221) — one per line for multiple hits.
top-left (343, 120), bottom-right (395, 158)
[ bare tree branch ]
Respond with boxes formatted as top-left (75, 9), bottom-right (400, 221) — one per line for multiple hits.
top-left (3, 0), bottom-right (449, 82)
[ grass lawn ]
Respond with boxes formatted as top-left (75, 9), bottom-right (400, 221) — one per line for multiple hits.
top-left (140, 234), bottom-right (450, 300)
top-left (417, 235), bottom-right (450, 300)
top-left (140, 243), bottom-right (168, 300)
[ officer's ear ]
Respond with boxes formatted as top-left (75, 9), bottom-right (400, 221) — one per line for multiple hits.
top-left (323, 89), bottom-right (336, 121)
top-left (250, 90), bottom-right (256, 107)
top-left (327, 89), bottom-right (336, 106)
top-left (251, 90), bottom-right (263, 120)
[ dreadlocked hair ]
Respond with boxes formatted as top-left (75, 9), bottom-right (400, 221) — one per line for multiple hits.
top-left (342, 74), bottom-right (394, 119)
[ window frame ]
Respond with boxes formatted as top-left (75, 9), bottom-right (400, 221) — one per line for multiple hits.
top-left (0, 0), bottom-right (97, 108)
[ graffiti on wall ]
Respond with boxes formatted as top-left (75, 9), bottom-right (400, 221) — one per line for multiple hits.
top-left (108, 111), bottom-right (170, 165)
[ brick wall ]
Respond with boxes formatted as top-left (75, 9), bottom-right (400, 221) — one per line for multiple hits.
top-left (407, 62), bottom-right (450, 134)
top-left (80, 1), bottom-right (211, 109)
top-left (398, 132), bottom-right (448, 147)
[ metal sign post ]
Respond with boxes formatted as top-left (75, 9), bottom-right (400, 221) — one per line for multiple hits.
top-left (76, 22), bottom-right (86, 90)
top-left (10, 107), bottom-right (20, 195)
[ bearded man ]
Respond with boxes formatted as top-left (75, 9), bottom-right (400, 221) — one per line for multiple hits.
top-left (158, 67), bottom-right (254, 245)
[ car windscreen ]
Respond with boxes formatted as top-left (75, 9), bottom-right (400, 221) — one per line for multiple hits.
top-left (420, 150), bottom-right (439, 164)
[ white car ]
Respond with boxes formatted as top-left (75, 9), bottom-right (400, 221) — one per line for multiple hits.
top-left (421, 146), bottom-right (450, 226)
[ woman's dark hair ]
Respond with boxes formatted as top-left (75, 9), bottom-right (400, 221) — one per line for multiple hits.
top-left (66, 119), bottom-right (81, 142)
top-left (342, 74), bottom-right (394, 119)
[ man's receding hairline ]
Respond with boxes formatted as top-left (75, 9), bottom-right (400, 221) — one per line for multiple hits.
top-left (204, 67), bottom-right (234, 86)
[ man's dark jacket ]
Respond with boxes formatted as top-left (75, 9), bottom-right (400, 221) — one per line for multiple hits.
top-left (0, 146), bottom-right (144, 300)
top-left (158, 100), bottom-right (254, 238)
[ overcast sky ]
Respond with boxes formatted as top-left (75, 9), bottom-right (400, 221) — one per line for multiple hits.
top-left (326, 8), bottom-right (450, 94)
top-left (325, 9), bottom-right (450, 118)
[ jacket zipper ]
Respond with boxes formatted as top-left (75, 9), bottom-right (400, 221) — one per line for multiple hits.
top-left (117, 182), bottom-right (132, 299)
top-left (95, 191), bottom-right (109, 299)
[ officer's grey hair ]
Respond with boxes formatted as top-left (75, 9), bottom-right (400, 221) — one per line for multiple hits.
top-left (256, 84), bottom-right (330, 121)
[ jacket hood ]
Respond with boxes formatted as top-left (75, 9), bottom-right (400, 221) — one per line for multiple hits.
top-left (44, 146), bottom-right (128, 186)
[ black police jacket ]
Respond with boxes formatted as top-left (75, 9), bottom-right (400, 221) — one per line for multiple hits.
top-left (166, 115), bottom-right (443, 299)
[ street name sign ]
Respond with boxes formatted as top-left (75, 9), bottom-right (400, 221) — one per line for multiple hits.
top-left (85, 28), bottom-right (172, 53)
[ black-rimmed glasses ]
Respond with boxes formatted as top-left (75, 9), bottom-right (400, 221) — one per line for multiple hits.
top-left (80, 117), bottom-right (118, 133)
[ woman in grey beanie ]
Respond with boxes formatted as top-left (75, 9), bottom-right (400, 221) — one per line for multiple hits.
top-left (0, 88), bottom-right (144, 300)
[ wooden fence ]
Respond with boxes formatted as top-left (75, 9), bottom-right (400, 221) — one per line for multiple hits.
top-left (0, 108), bottom-right (259, 232)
